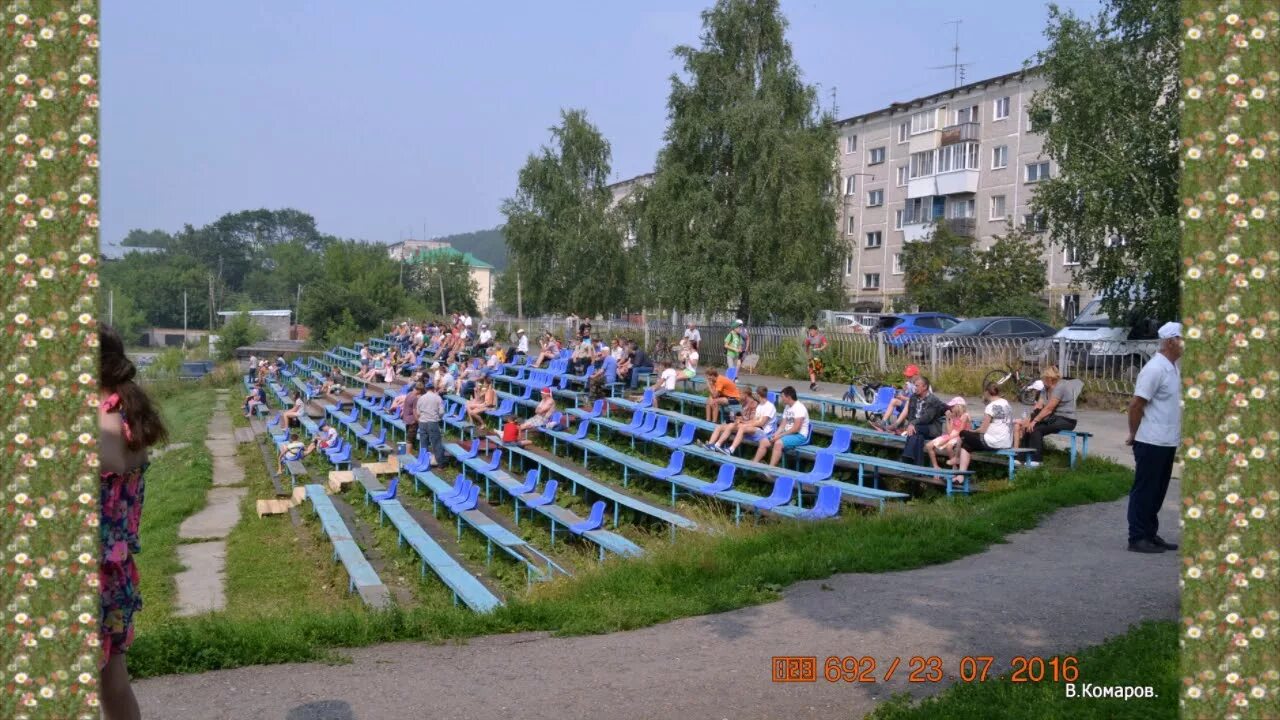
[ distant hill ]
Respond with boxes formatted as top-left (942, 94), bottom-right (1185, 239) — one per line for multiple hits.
top-left (430, 227), bottom-right (508, 271)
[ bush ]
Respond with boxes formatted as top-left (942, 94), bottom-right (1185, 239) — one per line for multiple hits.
top-left (216, 311), bottom-right (266, 362)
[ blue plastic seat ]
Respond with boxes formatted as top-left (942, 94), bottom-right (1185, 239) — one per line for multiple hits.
top-left (523, 479), bottom-right (558, 508)
top-left (797, 452), bottom-right (837, 484)
top-left (568, 501), bottom-right (606, 535)
top-left (652, 451), bottom-right (685, 479)
top-left (372, 476), bottom-right (399, 503)
top-left (448, 485), bottom-right (480, 513)
top-left (799, 485), bottom-right (842, 520)
top-left (513, 469), bottom-right (539, 495)
top-left (440, 475), bottom-right (471, 505)
top-left (753, 476), bottom-right (796, 511)
top-left (655, 422), bottom-right (696, 449)
top-left (640, 416), bottom-right (669, 441)
top-left (699, 465), bottom-right (735, 495)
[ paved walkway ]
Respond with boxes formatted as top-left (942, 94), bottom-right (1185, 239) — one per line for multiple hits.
top-left (174, 390), bottom-right (247, 616)
top-left (136, 376), bottom-right (1174, 718)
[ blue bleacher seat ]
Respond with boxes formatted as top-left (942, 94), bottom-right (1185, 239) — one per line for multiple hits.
top-left (569, 501), bottom-right (606, 535)
top-left (799, 485), bottom-right (842, 520)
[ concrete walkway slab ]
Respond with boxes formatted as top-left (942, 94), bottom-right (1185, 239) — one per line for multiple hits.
top-left (174, 541), bottom-right (227, 616)
top-left (178, 487), bottom-right (247, 539)
top-left (211, 454), bottom-right (245, 487)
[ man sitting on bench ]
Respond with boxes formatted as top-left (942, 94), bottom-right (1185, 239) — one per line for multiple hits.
top-left (517, 387), bottom-right (559, 443)
top-left (704, 368), bottom-right (742, 423)
top-left (754, 386), bottom-right (809, 466)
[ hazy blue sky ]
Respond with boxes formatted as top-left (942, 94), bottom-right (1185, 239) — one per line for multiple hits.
top-left (103, 0), bottom-right (1103, 249)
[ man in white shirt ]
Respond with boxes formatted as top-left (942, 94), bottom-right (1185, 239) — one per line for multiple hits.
top-left (477, 324), bottom-right (494, 351)
top-left (723, 386), bottom-right (777, 456)
top-left (649, 361), bottom-right (678, 398)
top-left (515, 328), bottom-right (529, 358)
top-left (1125, 322), bottom-right (1183, 554)
top-left (682, 321), bottom-right (701, 348)
top-left (462, 314), bottom-right (473, 329)
top-left (753, 386), bottom-right (809, 466)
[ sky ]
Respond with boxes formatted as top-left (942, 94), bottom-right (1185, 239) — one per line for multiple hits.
top-left (102, 0), bottom-right (1105, 250)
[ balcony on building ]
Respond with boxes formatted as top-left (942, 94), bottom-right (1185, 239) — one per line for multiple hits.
top-left (945, 217), bottom-right (977, 237)
top-left (939, 121), bottom-right (980, 146)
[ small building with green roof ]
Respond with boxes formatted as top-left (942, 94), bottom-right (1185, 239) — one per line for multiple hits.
top-left (403, 244), bottom-right (496, 312)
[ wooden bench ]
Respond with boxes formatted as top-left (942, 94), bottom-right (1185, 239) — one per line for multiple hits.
top-left (283, 459), bottom-right (309, 488)
top-left (302, 485), bottom-right (391, 608)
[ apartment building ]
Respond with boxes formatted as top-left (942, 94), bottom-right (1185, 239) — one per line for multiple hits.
top-left (836, 67), bottom-right (1085, 319)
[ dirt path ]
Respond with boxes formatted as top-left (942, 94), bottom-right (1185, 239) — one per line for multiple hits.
top-left (135, 464), bottom-right (1178, 720)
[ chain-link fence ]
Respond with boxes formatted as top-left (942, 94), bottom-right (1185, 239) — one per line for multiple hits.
top-left (482, 313), bottom-right (1156, 397)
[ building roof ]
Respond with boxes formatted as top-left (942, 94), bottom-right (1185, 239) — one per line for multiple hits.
top-left (608, 172), bottom-right (656, 190)
top-left (835, 66), bottom-right (1042, 128)
top-left (217, 309), bottom-right (293, 317)
top-left (406, 246), bottom-right (495, 269)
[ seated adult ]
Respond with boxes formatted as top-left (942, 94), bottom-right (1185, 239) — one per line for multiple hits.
top-left (874, 364), bottom-right (922, 433)
top-left (465, 377), bottom-right (497, 433)
top-left (703, 385), bottom-right (760, 453)
top-left (514, 328), bottom-right (530, 359)
top-left (282, 391), bottom-right (306, 428)
top-left (320, 366), bottom-right (344, 395)
top-left (753, 386), bottom-right (809, 466)
top-left (899, 375), bottom-right (947, 466)
top-left (955, 383), bottom-right (1015, 484)
top-left (276, 431), bottom-right (306, 474)
top-left (570, 337), bottom-right (593, 376)
top-left (532, 334), bottom-right (559, 369)
top-left (703, 368), bottom-right (742, 423)
top-left (517, 387), bottom-right (558, 442)
top-left (1015, 366), bottom-right (1079, 468)
top-left (242, 381), bottom-right (268, 417)
top-left (476, 323), bottom-right (494, 352)
top-left (626, 341), bottom-right (651, 389)
top-left (647, 360), bottom-right (677, 399)
top-left (460, 358), bottom-right (485, 398)
top-left (721, 386), bottom-right (776, 456)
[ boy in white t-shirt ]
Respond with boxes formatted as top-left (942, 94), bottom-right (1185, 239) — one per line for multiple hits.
top-left (649, 361), bottom-right (678, 398)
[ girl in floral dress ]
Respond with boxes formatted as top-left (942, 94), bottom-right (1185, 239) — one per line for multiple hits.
top-left (99, 325), bottom-right (167, 720)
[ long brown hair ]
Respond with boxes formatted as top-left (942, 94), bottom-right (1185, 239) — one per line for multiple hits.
top-left (100, 324), bottom-right (168, 451)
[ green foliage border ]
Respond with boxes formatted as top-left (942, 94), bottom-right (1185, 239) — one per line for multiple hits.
top-left (1179, 1), bottom-right (1279, 718)
top-left (0, 2), bottom-right (101, 719)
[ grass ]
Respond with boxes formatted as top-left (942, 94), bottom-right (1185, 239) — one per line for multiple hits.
top-left (865, 621), bottom-right (1179, 720)
top-left (128, 441), bottom-right (1137, 678)
top-left (132, 388), bottom-right (217, 633)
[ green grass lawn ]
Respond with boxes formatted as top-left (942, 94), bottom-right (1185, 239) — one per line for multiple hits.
top-left (129, 375), bottom-right (1140, 679)
top-left (866, 621), bottom-right (1178, 720)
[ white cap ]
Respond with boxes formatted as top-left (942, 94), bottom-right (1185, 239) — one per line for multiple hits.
top-left (735, 319), bottom-right (744, 325)
top-left (430, 362), bottom-right (440, 369)
top-left (1158, 322), bottom-right (1182, 339)
top-left (1030, 380), bottom-right (1045, 391)
top-left (517, 328), bottom-right (525, 334)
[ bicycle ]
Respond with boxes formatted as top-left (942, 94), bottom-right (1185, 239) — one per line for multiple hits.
top-left (982, 361), bottom-right (1041, 406)
top-left (650, 336), bottom-right (676, 367)
top-left (840, 362), bottom-right (883, 406)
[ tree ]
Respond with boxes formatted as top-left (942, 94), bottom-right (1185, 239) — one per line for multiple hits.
top-left (103, 289), bottom-right (148, 345)
top-left (120, 228), bottom-right (173, 248)
top-left (406, 256), bottom-right (481, 317)
top-left (900, 222), bottom-right (1047, 319)
top-left (638, 0), bottom-right (843, 322)
top-left (1028, 0), bottom-right (1181, 322)
top-left (214, 308), bottom-right (266, 362)
top-left (299, 240), bottom-right (407, 341)
top-left (500, 109), bottom-right (627, 318)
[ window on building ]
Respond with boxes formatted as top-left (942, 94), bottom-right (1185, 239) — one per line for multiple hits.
top-left (910, 109), bottom-right (937, 135)
top-left (892, 253), bottom-right (904, 275)
top-left (992, 145), bottom-right (1008, 169)
top-left (844, 175), bottom-right (856, 195)
top-left (909, 149), bottom-right (935, 178)
top-left (1024, 213), bottom-right (1047, 232)
top-left (898, 121), bottom-right (910, 143)
top-left (896, 165), bottom-right (909, 187)
top-left (846, 216), bottom-right (856, 235)
top-left (867, 189), bottom-right (884, 207)
top-left (869, 146), bottom-right (886, 165)
top-left (865, 231), bottom-right (883, 248)
top-left (953, 104), bottom-right (979, 125)
top-left (845, 255), bottom-right (854, 276)
top-left (948, 198), bottom-right (975, 219)
top-left (904, 197), bottom-right (933, 225)
top-left (1064, 242), bottom-right (1081, 265)
top-left (863, 272), bottom-right (881, 290)
top-left (989, 194), bottom-right (1007, 220)
top-left (894, 209), bottom-right (904, 230)
top-left (1026, 161), bottom-right (1051, 182)
top-left (845, 135), bottom-right (857, 154)
top-left (994, 96), bottom-right (1010, 120)
top-left (937, 142), bottom-right (980, 173)
top-left (1061, 293), bottom-right (1081, 322)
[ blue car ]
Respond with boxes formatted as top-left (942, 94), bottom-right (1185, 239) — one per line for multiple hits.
top-left (871, 313), bottom-right (961, 345)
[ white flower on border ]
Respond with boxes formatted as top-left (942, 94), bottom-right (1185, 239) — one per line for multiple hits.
top-left (77, 73), bottom-right (92, 85)
top-left (1251, 207), bottom-right (1266, 219)
top-left (1187, 506), bottom-right (1202, 519)
top-left (1188, 387), bottom-right (1203, 399)
top-left (78, 193), bottom-right (92, 205)
top-left (1187, 147), bottom-right (1202, 159)
top-left (1253, 147), bottom-right (1267, 159)
top-left (1252, 28), bottom-right (1266, 40)
top-left (1253, 88), bottom-right (1267, 100)
top-left (1187, 207), bottom-right (1202, 220)
top-left (1252, 385), bottom-right (1266, 397)
top-left (1187, 566), bottom-right (1202, 578)
top-left (1226, 553), bottom-right (1240, 564)
top-left (14, 133), bottom-right (29, 145)
top-left (1252, 567), bottom-right (1266, 579)
top-left (1187, 626), bottom-right (1203, 639)
top-left (39, 27), bottom-right (54, 40)
top-left (1226, 133), bottom-right (1240, 144)
top-left (1187, 268), bottom-right (1203, 280)
top-left (77, 133), bottom-right (92, 145)
top-left (78, 13), bottom-right (93, 24)
top-left (1187, 87), bottom-right (1202, 99)
top-left (1226, 74), bottom-right (1240, 85)
top-left (1252, 626), bottom-right (1267, 638)
top-left (1226, 193), bottom-right (1240, 205)
top-left (14, 13), bottom-right (29, 25)
top-left (38, 207), bottom-right (53, 220)
top-left (1225, 13), bottom-right (1239, 25)
top-left (1187, 27), bottom-right (1202, 40)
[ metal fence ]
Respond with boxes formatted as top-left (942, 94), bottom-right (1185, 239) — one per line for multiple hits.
top-left (482, 313), bottom-right (1156, 396)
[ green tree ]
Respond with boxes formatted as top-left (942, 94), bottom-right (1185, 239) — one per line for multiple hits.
top-left (501, 109), bottom-right (627, 318)
top-left (214, 308), bottom-right (267, 362)
top-left (900, 222), bottom-right (1047, 318)
top-left (299, 240), bottom-right (406, 341)
top-left (103, 288), bottom-right (148, 346)
top-left (1028, 0), bottom-right (1181, 322)
top-left (406, 256), bottom-right (481, 317)
top-left (119, 228), bottom-right (173, 248)
top-left (638, 0), bottom-right (842, 322)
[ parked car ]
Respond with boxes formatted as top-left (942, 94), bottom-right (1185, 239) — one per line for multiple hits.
top-left (929, 316), bottom-right (1058, 361)
top-left (1053, 296), bottom-right (1160, 375)
top-left (871, 312), bottom-right (962, 345)
top-left (829, 314), bottom-right (879, 334)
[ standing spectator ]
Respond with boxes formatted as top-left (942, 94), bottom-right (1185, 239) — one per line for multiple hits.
top-left (1017, 365), bottom-right (1079, 468)
top-left (803, 325), bottom-right (829, 391)
top-left (247, 353), bottom-right (259, 382)
top-left (753, 386), bottom-right (809, 466)
top-left (416, 383), bottom-right (445, 468)
top-left (567, 312), bottom-right (579, 333)
top-left (578, 317), bottom-right (593, 341)
top-left (954, 383), bottom-right (1015, 484)
top-left (1125, 323), bottom-right (1183, 554)
top-left (703, 368), bottom-right (742, 423)
top-left (724, 323), bottom-right (745, 370)
top-left (402, 382), bottom-right (422, 455)
top-left (899, 375), bottom-right (946, 465)
top-left (736, 319), bottom-right (751, 362)
top-left (682, 321), bottom-right (701, 350)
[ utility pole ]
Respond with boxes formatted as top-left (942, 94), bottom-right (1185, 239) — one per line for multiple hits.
top-left (183, 290), bottom-right (188, 349)
top-left (439, 272), bottom-right (447, 317)
top-left (516, 271), bottom-right (523, 320)
top-left (295, 284), bottom-right (302, 338)
top-left (108, 289), bottom-right (113, 326)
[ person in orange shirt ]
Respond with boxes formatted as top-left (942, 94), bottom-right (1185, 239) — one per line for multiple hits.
top-left (704, 368), bottom-right (742, 423)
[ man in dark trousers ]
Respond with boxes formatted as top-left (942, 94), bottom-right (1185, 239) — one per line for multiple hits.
top-left (900, 374), bottom-right (946, 465)
top-left (1125, 322), bottom-right (1183, 553)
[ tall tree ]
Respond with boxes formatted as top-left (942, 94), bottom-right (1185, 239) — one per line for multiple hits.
top-left (1029, 0), bottom-right (1181, 322)
top-left (299, 240), bottom-right (406, 340)
top-left (500, 109), bottom-right (626, 318)
top-left (407, 255), bottom-right (481, 317)
top-left (900, 222), bottom-right (1048, 319)
top-left (639, 0), bottom-right (842, 322)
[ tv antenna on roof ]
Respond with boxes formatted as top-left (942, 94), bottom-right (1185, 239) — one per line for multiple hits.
top-left (929, 20), bottom-right (971, 89)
